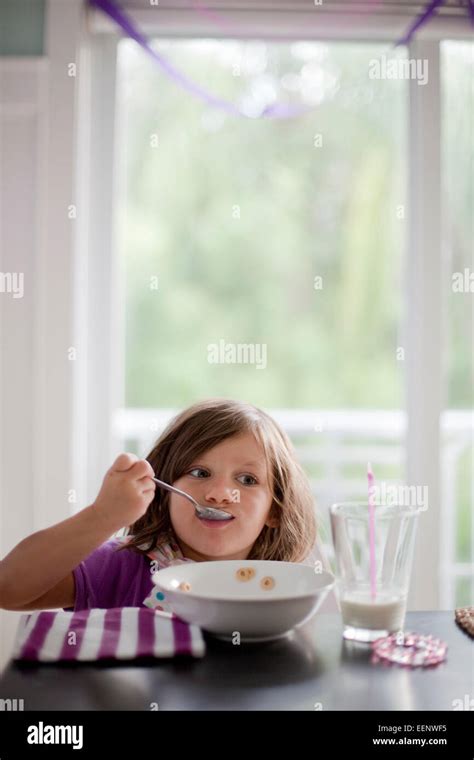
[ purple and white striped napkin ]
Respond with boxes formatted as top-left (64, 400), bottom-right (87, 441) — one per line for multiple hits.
top-left (13, 607), bottom-right (205, 662)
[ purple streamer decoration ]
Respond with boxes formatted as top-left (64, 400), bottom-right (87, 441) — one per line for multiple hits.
top-left (468, 0), bottom-right (474, 24)
top-left (89, 0), bottom-right (312, 120)
top-left (395, 0), bottom-right (446, 47)
top-left (395, 0), bottom-right (474, 46)
top-left (90, 0), bottom-right (473, 114)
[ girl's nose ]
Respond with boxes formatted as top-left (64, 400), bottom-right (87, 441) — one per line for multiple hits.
top-left (203, 480), bottom-right (234, 505)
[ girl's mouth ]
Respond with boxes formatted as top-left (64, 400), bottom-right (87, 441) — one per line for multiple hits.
top-left (197, 514), bottom-right (235, 528)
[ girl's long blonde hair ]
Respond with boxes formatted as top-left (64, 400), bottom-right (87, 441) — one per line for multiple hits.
top-left (118, 398), bottom-right (317, 563)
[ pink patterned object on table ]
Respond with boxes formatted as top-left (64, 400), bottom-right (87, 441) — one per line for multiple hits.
top-left (372, 631), bottom-right (447, 668)
top-left (12, 607), bottom-right (205, 662)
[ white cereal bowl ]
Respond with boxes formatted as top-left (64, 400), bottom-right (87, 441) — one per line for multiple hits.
top-left (152, 560), bottom-right (335, 642)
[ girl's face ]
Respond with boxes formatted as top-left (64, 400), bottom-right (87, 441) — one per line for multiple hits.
top-left (169, 432), bottom-right (277, 562)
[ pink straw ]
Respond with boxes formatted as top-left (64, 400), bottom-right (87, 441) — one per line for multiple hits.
top-left (367, 462), bottom-right (377, 601)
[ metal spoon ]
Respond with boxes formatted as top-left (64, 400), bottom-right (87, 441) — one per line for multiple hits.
top-left (152, 477), bottom-right (234, 521)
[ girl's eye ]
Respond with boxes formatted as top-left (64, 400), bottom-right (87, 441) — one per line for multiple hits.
top-left (237, 474), bottom-right (258, 486)
top-left (188, 468), bottom-right (209, 479)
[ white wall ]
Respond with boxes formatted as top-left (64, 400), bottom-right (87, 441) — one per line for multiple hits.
top-left (0, 56), bottom-right (47, 672)
top-left (0, 56), bottom-right (48, 672)
top-left (0, 0), bottom-right (84, 673)
top-left (0, 0), bottom-right (122, 672)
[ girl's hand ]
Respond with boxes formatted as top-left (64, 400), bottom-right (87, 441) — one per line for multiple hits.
top-left (93, 453), bottom-right (156, 531)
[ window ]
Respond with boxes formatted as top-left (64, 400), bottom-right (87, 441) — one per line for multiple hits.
top-left (117, 38), bottom-right (406, 410)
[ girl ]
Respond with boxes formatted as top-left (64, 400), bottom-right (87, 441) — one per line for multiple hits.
top-left (0, 399), bottom-right (318, 613)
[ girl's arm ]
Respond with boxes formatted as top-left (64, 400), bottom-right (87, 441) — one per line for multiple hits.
top-left (0, 453), bottom-right (156, 610)
top-left (0, 505), bottom-right (119, 610)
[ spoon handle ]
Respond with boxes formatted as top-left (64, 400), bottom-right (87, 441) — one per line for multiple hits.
top-left (151, 477), bottom-right (231, 521)
top-left (152, 477), bottom-right (198, 509)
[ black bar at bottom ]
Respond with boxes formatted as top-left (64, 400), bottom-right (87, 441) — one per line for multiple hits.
top-left (0, 710), bottom-right (472, 757)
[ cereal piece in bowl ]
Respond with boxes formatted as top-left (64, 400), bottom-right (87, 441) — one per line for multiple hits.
top-left (260, 576), bottom-right (275, 591)
top-left (236, 567), bottom-right (256, 582)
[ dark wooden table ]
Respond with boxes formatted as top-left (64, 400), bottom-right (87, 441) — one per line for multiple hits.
top-left (0, 612), bottom-right (472, 710)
